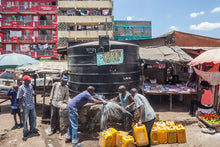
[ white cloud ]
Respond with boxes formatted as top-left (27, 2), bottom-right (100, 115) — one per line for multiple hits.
top-left (211, 7), bottom-right (220, 13)
top-left (190, 11), bottom-right (205, 18)
top-left (169, 26), bottom-right (179, 31)
top-left (190, 22), bottom-right (220, 31)
top-left (126, 16), bottom-right (134, 20)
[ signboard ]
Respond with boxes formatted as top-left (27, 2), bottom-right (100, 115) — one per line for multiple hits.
top-left (97, 49), bottom-right (124, 66)
top-left (39, 6), bottom-right (52, 11)
top-left (20, 45), bottom-right (30, 52)
top-left (152, 63), bottom-right (166, 69)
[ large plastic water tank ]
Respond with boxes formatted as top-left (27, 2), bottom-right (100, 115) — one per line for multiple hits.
top-left (68, 41), bottom-right (139, 98)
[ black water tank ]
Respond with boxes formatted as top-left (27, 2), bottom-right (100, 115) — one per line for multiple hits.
top-left (68, 41), bottom-right (140, 98)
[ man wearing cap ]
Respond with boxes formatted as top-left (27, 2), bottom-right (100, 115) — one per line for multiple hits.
top-left (48, 76), bottom-right (69, 135)
top-left (17, 75), bottom-right (39, 140)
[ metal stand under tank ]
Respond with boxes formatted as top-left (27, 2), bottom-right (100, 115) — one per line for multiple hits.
top-left (68, 41), bottom-right (140, 98)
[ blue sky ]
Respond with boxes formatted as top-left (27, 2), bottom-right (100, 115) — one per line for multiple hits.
top-left (114, 0), bottom-right (220, 38)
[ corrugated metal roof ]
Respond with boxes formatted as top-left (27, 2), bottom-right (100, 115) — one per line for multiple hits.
top-left (139, 46), bottom-right (193, 62)
top-left (18, 61), bottom-right (67, 72)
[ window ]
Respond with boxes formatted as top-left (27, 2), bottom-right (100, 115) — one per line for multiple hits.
top-left (24, 30), bottom-right (30, 39)
top-left (15, 44), bottom-right (20, 52)
top-left (52, 15), bottom-right (55, 20)
top-left (33, 2), bottom-right (38, 7)
top-left (24, 2), bottom-right (28, 8)
top-left (33, 31), bottom-right (38, 37)
top-left (6, 44), bottom-right (12, 51)
top-left (33, 16), bottom-right (38, 22)
top-left (51, 2), bottom-right (56, 5)
top-left (114, 26), bottom-right (118, 32)
top-left (15, 1), bottom-right (19, 7)
top-left (140, 27), bottom-right (146, 33)
top-left (6, 2), bottom-right (11, 8)
top-left (6, 16), bottom-right (11, 22)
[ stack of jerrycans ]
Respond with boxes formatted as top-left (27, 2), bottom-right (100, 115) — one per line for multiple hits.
top-left (175, 124), bottom-right (187, 143)
top-left (99, 131), bottom-right (113, 147)
top-left (133, 124), bottom-right (149, 146)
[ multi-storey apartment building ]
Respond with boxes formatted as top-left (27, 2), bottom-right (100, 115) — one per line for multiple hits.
top-left (57, 0), bottom-right (114, 49)
top-left (0, 0), bottom-right (58, 59)
top-left (113, 20), bottom-right (152, 40)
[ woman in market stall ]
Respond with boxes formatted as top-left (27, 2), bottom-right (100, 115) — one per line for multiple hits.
top-left (189, 81), bottom-right (214, 116)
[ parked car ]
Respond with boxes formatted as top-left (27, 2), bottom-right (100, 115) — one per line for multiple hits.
top-left (0, 70), bottom-right (53, 94)
top-left (0, 70), bottom-right (15, 92)
top-left (30, 74), bottom-right (53, 87)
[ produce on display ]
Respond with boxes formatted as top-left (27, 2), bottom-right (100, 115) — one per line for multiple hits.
top-left (200, 114), bottom-right (220, 125)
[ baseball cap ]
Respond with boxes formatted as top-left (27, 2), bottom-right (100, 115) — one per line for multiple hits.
top-left (23, 75), bottom-right (32, 81)
top-left (61, 76), bottom-right (68, 82)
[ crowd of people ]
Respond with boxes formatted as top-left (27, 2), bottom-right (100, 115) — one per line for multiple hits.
top-left (7, 74), bottom-right (156, 146)
top-left (7, 74), bottom-right (213, 146)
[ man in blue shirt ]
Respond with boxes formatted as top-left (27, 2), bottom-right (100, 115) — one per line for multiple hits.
top-left (6, 84), bottom-right (22, 129)
top-left (66, 86), bottom-right (106, 145)
top-left (110, 85), bottom-right (135, 132)
top-left (17, 75), bottom-right (39, 141)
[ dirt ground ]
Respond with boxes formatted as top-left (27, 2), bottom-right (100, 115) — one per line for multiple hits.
top-left (0, 95), bottom-right (220, 147)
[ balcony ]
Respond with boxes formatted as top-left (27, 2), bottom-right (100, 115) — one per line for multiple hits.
top-left (58, 30), bottom-right (113, 40)
top-left (57, 16), bottom-right (113, 24)
top-left (0, 5), bottom-right (57, 14)
top-left (58, 0), bottom-right (113, 9)
top-left (2, 35), bottom-right (57, 43)
top-left (0, 20), bottom-right (57, 28)
top-left (31, 49), bottom-right (57, 59)
top-left (37, 20), bottom-right (57, 28)
top-left (38, 34), bottom-right (57, 43)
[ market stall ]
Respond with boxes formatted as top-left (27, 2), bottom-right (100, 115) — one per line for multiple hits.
top-left (139, 46), bottom-right (195, 111)
top-left (188, 48), bottom-right (220, 113)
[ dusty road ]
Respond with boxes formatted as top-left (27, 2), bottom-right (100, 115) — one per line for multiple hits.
top-left (0, 95), bottom-right (220, 147)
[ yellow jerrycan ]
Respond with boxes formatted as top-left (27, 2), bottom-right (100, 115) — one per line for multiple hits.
top-left (166, 126), bottom-right (176, 144)
top-left (107, 128), bottom-right (118, 147)
top-left (157, 126), bottom-right (167, 144)
top-left (99, 131), bottom-right (113, 147)
top-left (133, 124), bottom-right (149, 146)
top-left (122, 136), bottom-right (135, 147)
top-left (116, 131), bottom-right (128, 147)
top-left (166, 121), bottom-right (175, 127)
top-left (150, 127), bottom-right (159, 145)
top-left (175, 124), bottom-right (187, 143)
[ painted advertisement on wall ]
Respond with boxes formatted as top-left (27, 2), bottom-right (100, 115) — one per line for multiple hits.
top-left (97, 49), bottom-right (124, 66)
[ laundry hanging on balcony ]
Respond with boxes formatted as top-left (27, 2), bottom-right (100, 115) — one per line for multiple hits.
top-left (10, 31), bottom-right (22, 38)
top-left (102, 9), bottom-right (109, 16)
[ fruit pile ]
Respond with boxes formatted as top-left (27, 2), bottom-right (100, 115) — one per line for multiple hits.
top-left (200, 114), bottom-right (220, 125)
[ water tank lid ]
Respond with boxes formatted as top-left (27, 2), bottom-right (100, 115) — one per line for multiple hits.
top-left (69, 40), bottom-right (139, 48)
